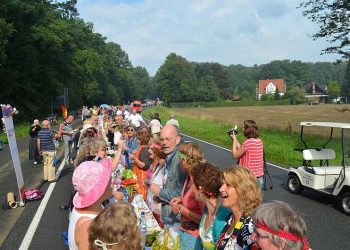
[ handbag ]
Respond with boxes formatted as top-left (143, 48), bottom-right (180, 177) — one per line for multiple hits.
top-left (262, 152), bottom-right (273, 190)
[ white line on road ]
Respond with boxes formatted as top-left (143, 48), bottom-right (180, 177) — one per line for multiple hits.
top-left (19, 157), bottom-right (66, 250)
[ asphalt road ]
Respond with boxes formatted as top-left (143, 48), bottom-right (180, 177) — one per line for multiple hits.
top-left (1, 131), bottom-right (350, 249)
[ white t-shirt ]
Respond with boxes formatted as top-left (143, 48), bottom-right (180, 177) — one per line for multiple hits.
top-left (147, 166), bottom-right (164, 214)
top-left (166, 118), bottom-right (179, 128)
top-left (124, 110), bottom-right (130, 120)
top-left (68, 208), bottom-right (97, 250)
top-left (148, 119), bottom-right (162, 134)
top-left (129, 113), bottom-right (144, 128)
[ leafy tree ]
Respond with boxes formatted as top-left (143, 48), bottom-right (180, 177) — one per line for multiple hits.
top-left (286, 86), bottom-right (306, 104)
top-left (260, 94), bottom-right (269, 101)
top-left (328, 80), bottom-right (341, 99)
top-left (274, 90), bottom-right (280, 100)
top-left (195, 75), bottom-right (220, 101)
top-left (156, 53), bottom-right (196, 103)
top-left (299, 0), bottom-right (350, 59)
top-left (240, 90), bottom-right (251, 100)
top-left (343, 61), bottom-right (350, 97)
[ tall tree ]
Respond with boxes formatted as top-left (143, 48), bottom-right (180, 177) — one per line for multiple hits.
top-left (156, 53), bottom-right (196, 103)
top-left (343, 61), bottom-right (350, 97)
top-left (328, 80), bottom-right (341, 99)
top-left (299, 0), bottom-right (350, 59)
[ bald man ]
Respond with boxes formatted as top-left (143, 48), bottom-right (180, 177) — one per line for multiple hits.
top-left (37, 120), bottom-right (57, 182)
top-left (61, 115), bottom-right (74, 164)
top-left (150, 124), bottom-right (186, 235)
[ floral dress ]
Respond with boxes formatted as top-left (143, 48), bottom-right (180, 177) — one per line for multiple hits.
top-left (199, 206), bottom-right (231, 250)
top-left (216, 216), bottom-right (255, 250)
top-left (199, 213), bottom-right (216, 250)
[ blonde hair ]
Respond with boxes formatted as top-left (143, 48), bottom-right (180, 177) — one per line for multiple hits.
top-left (88, 202), bottom-right (142, 250)
top-left (178, 142), bottom-right (204, 172)
top-left (222, 166), bottom-right (262, 217)
top-left (74, 137), bottom-right (107, 167)
top-left (90, 137), bottom-right (107, 156)
top-left (74, 137), bottom-right (93, 167)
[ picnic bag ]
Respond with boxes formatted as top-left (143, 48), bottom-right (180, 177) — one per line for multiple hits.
top-left (24, 189), bottom-right (44, 202)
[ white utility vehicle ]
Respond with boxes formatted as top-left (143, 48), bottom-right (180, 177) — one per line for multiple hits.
top-left (287, 122), bottom-right (350, 215)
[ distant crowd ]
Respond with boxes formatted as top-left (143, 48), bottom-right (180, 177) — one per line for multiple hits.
top-left (30, 104), bottom-right (310, 250)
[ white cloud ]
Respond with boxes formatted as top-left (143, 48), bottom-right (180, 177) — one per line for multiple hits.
top-left (77, 0), bottom-right (340, 76)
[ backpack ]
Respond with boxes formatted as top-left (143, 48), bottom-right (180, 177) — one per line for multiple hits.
top-left (24, 189), bottom-right (44, 202)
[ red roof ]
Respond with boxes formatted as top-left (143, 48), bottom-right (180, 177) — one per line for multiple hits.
top-left (258, 79), bottom-right (285, 94)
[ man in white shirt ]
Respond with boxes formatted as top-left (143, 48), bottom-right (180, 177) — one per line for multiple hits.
top-left (124, 108), bottom-right (130, 120)
top-left (148, 114), bottom-right (162, 140)
top-left (165, 113), bottom-right (179, 129)
top-left (128, 109), bottom-right (144, 129)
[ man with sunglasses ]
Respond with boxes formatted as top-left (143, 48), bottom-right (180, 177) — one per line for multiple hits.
top-left (122, 124), bottom-right (139, 169)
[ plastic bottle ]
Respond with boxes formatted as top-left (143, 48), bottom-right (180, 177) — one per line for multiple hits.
top-left (140, 211), bottom-right (147, 248)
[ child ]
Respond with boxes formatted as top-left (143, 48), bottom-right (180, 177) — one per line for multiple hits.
top-left (88, 202), bottom-right (142, 250)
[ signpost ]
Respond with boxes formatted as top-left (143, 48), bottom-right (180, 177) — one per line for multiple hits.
top-left (1, 104), bottom-right (25, 206)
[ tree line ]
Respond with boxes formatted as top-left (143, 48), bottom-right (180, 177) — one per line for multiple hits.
top-left (155, 53), bottom-right (348, 103)
top-left (0, 0), bottom-right (151, 121)
top-left (1, 0), bottom-right (349, 121)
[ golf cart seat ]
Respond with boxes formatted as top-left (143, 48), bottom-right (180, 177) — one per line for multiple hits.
top-left (302, 149), bottom-right (336, 173)
top-left (303, 149), bottom-right (336, 161)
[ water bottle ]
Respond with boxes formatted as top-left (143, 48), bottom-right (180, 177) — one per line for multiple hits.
top-left (140, 211), bottom-right (147, 248)
top-left (119, 186), bottom-right (129, 202)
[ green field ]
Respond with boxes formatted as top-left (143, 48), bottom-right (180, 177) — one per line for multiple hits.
top-left (144, 106), bottom-right (346, 167)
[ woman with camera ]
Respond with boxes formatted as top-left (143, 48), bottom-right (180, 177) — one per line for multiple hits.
top-left (230, 120), bottom-right (264, 188)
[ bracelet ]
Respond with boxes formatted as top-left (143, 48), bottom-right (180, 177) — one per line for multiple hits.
top-left (178, 205), bottom-right (184, 215)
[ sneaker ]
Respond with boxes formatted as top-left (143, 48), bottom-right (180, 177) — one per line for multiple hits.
top-left (33, 161), bottom-right (38, 165)
top-left (48, 179), bottom-right (58, 183)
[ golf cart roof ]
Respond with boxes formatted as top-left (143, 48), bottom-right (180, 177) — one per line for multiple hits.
top-left (300, 122), bottom-right (350, 129)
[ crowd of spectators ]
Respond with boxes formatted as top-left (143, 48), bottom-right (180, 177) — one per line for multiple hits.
top-left (64, 105), bottom-right (310, 250)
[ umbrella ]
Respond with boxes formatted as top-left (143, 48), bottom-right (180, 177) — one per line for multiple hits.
top-left (100, 104), bottom-right (110, 109)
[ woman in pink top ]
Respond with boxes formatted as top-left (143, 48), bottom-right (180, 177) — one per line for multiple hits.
top-left (170, 142), bottom-right (205, 249)
top-left (231, 120), bottom-right (264, 188)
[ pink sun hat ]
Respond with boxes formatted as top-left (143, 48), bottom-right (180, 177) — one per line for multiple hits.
top-left (72, 158), bottom-right (112, 209)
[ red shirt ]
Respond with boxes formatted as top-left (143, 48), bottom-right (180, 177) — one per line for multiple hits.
top-left (180, 176), bottom-right (204, 237)
top-left (240, 138), bottom-right (264, 177)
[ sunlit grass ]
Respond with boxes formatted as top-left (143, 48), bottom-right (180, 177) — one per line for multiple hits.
top-left (144, 107), bottom-right (343, 167)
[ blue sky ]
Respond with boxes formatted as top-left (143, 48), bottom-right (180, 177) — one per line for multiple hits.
top-left (76, 0), bottom-right (340, 76)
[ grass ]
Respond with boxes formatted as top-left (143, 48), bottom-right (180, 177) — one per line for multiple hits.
top-left (0, 122), bottom-right (31, 144)
top-left (0, 117), bottom-right (63, 144)
top-left (144, 106), bottom-right (344, 167)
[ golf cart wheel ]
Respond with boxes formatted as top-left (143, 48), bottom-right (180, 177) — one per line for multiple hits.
top-left (339, 192), bottom-right (350, 216)
top-left (287, 175), bottom-right (303, 194)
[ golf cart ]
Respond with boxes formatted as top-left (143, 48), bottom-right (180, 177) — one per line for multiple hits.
top-left (287, 122), bottom-right (350, 215)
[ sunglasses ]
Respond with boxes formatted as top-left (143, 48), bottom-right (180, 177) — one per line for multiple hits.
top-left (127, 128), bottom-right (135, 132)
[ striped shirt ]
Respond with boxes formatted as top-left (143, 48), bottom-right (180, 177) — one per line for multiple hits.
top-left (38, 128), bottom-right (55, 151)
top-left (240, 138), bottom-right (264, 177)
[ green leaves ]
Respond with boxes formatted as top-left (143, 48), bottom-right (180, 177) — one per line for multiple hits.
top-left (299, 0), bottom-right (350, 59)
top-left (0, 0), bottom-right (148, 119)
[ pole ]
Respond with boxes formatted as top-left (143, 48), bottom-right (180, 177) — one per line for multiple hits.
top-left (0, 105), bottom-right (25, 206)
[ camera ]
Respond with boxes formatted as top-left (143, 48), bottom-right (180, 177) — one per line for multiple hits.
top-left (227, 125), bottom-right (238, 135)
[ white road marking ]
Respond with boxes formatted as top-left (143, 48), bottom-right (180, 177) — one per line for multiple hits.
top-left (19, 157), bottom-right (67, 250)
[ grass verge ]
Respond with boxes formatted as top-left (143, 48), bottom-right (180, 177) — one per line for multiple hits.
top-left (0, 123), bottom-right (31, 144)
top-left (144, 107), bottom-right (343, 168)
